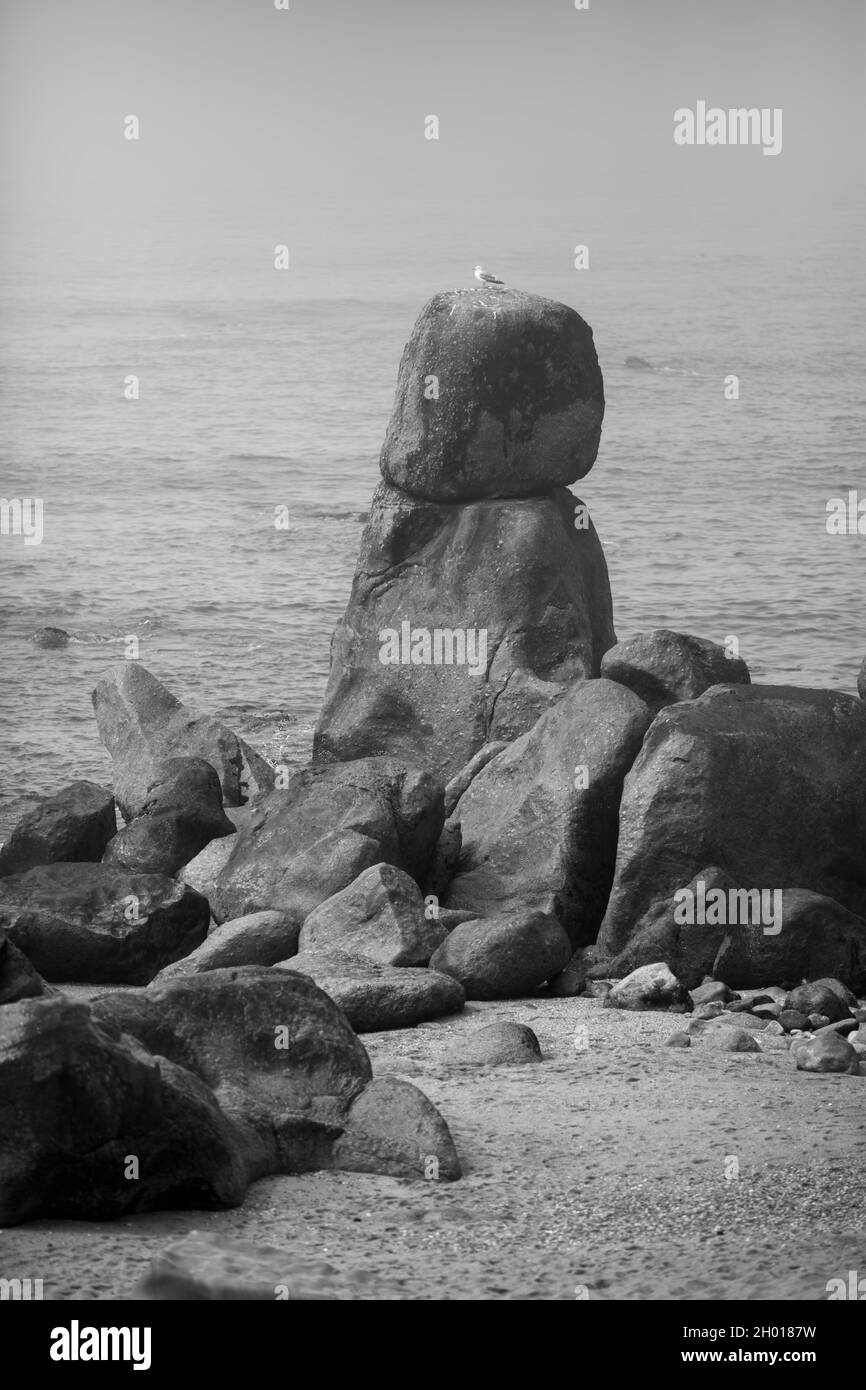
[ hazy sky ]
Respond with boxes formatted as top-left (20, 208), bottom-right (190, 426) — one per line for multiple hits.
top-left (1, 0), bottom-right (863, 284)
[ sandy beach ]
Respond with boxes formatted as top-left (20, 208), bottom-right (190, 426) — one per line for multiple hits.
top-left (4, 991), bottom-right (863, 1302)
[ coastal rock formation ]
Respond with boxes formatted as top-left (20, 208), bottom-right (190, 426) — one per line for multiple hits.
top-left (314, 485), bottom-right (615, 779)
top-left (102, 757), bottom-right (235, 876)
top-left (603, 962), bottom-right (691, 1012)
top-left (151, 910), bottom-right (302, 981)
top-left (0, 781), bottom-right (116, 876)
top-left (0, 928), bottom-right (52, 1005)
top-left (31, 626), bottom-right (70, 649)
top-left (442, 679), bottom-right (654, 947)
top-left (313, 289), bottom-right (615, 781)
top-left (93, 966), bottom-right (372, 1173)
top-left (277, 951), bottom-right (465, 1031)
top-left (0, 995), bottom-right (249, 1225)
top-left (0, 863), bottom-right (209, 984)
top-left (600, 629), bottom-right (750, 714)
top-left (379, 289), bottom-right (604, 502)
top-left (859, 654), bottom-right (866, 700)
top-left (712, 891), bottom-right (866, 991)
top-left (92, 663), bottom-right (275, 820)
top-left (595, 687), bottom-right (866, 979)
top-left (429, 909), bottom-right (571, 1000)
top-left (211, 758), bottom-right (443, 924)
top-left (298, 862), bottom-right (445, 966)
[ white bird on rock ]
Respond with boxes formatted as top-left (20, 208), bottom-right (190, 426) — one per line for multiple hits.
top-left (474, 264), bottom-right (506, 288)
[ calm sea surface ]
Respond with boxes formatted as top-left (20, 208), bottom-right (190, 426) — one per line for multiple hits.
top-left (1, 217), bottom-right (863, 838)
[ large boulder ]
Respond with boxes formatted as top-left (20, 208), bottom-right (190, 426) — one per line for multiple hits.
top-left (712, 891), bottom-right (866, 991)
top-left (791, 1031), bottom-right (859, 1075)
top-left (298, 862), bottom-right (445, 966)
top-left (0, 863), bottom-right (209, 985)
top-left (0, 781), bottom-right (116, 876)
top-left (103, 757), bottom-right (235, 876)
top-left (0, 995), bottom-right (249, 1226)
top-left (210, 758), bottom-right (443, 924)
top-left (312, 484), bottom-right (615, 781)
top-left (442, 679), bottom-right (654, 946)
top-left (277, 952), bottom-right (465, 1032)
top-left (92, 663), bottom-right (275, 820)
top-left (0, 928), bottom-right (52, 1005)
top-left (428, 910), bottom-right (571, 1000)
top-left (600, 629), bottom-right (750, 713)
top-left (379, 289), bottom-right (604, 502)
top-left (92, 967), bottom-right (372, 1171)
top-left (151, 910), bottom-right (303, 981)
top-left (333, 1075), bottom-right (461, 1181)
top-left (596, 686), bottom-right (866, 971)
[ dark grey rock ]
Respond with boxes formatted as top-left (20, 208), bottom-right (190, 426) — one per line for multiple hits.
top-left (0, 781), bottom-right (116, 877)
top-left (601, 629), bottom-right (750, 714)
top-left (103, 757), bottom-right (235, 876)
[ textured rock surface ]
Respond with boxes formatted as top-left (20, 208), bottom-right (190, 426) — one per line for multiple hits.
top-left (429, 910), bottom-right (571, 1000)
top-left (93, 663), bottom-right (274, 819)
top-left (298, 862), bottom-right (444, 966)
top-left (0, 863), bottom-right (209, 985)
top-left (443, 679), bottom-right (653, 947)
top-left (0, 781), bottom-right (116, 877)
top-left (103, 757), bottom-right (235, 876)
top-left (445, 1021), bottom-right (543, 1066)
top-left (596, 686), bottom-right (866, 969)
top-left (151, 911), bottom-right (303, 981)
top-left (712, 891), bottom-right (866, 991)
top-left (333, 1074), bottom-right (462, 1180)
top-left (858, 654), bottom-right (866, 701)
top-left (604, 963), bottom-right (691, 1012)
top-left (791, 1031), bottom-right (859, 1074)
top-left (0, 928), bottom-right (52, 1005)
top-left (0, 995), bottom-right (249, 1225)
top-left (600, 629), bottom-right (750, 713)
top-left (277, 951), bottom-right (465, 1032)
top-left (211, 759), bottom-right (443, 924)
top-left (93, 966), bottom-right (372, 1172)
top-left (379, 289), bottom-right (604, 502)
top-left (313, 484), bottom-right (616, 780)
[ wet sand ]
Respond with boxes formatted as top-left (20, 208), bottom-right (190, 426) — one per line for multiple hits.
top-left (3, 994), bottom-right (864, 1301)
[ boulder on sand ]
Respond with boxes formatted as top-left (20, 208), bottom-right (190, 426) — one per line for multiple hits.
top-left (379, 289), bottom-right (604, 502)
top-left (313, 485), bottom-right (616, 780)
top-left (0, 863), bottom-right (209, 985)
top-left (783, 981), bottom-right (850, 1024)
top-left (442, 679), bottom-right (653, 948)
top-left (298, 862), bottom-right (445, 966)
top-left (791, 1031), bottom-right (860, 1075)
top-left (210, 758), bottom-right (443, 925)
top-left (93, 966), bottom-right (372, 1172)
top-left (333, 1075), bottom-right (462, 1181)
top-left (0, 995), bottom-right (249, 1226)
top-left (139, 1233), bottom-right (354, 1301)
top-left (103, 757), bottom-right (235, 876)
top-left (595, 686), bottom-right (866, 975)
top-left (712, 891), bottom-right (866, 992)
top-left (429, 909), bottom-right (571, 1000)
top-left (600, 629), bottom-right (750, 714)
top-left (0, 781), bottom-right (116, 876)
top-left (604, 962), bottom-right (691, 1012)
top-left (445, 1021), bottom-right (543, 1066)
top-left (276, 951), bottom-right (465, 1032)
top-left (92, 663), bottom-right (275, 820)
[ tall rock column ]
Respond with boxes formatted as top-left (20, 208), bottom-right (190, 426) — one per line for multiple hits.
top-left (314, 288), bottom-right (616, 779)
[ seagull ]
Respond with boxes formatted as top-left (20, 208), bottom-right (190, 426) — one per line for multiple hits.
top-left (474, 264), bottom-right (506, 288)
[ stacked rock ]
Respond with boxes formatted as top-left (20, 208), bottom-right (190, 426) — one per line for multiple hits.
top-left (313, 288), bottom-right (616, 780)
